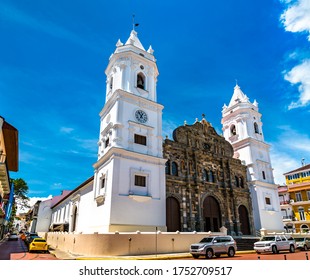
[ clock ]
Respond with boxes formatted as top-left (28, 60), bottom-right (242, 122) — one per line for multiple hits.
top-left (135, 109), bottom-right (148, 123)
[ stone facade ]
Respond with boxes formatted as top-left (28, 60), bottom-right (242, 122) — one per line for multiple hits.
top-left (164, 118), bottom-right (254, 236)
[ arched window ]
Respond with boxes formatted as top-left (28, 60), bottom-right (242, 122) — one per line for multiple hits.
top-left (109, 77), bottom-right (113, 90)
top-left (209, 170), bottom-right (214, 182)
top-left (137, 72), bottom-right (145, 90)
top-left (171, 162), bottom-right (178, 176)
top-left (254, 122), bottom-right (259, 134)
top-left (71, 205), bottom-right (78, 232)
top-left (299, 207), bottom-right (306, 221)
top-left (202, 169), bottom-right (208, 181)
top-left (165, 160), bottom-right (171, 175)
top-left (235, 176), bottom-right (240, 187)
top-left (230, 125), bottom-right (236, 136)
top-left (240, 177), bottom-right (244, 188)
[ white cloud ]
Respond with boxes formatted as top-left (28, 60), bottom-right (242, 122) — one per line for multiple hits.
top-left (277, 125), bottom-right (310, 153)
top-left (285, 59), bottom-right (310, 109)
top-left (280, 0), bottom-right (310, 109)
top-left (17, 195), bottom-right (52, 214)
top-left (270, 148), bottom-right (300, 185)
top-left (270, 125), bottom-right (310, 184)
top-left (60, 127), bottom-right (74, 134)
top-left (280, 0), bottom-right (310, 40)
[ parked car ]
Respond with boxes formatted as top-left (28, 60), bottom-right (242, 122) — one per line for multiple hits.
top-left (189, 235), bottom-right (237, 259)
top-left (254, 235), bottom-right (296, 254)
top-left (8, 233), bottom-right (19, 241)
top-left (25, 232), bottom-right (40, 246)
top-left (28, 238), bottom-right (48, 253)
top-left (294, 237), bottom-right (310, 251)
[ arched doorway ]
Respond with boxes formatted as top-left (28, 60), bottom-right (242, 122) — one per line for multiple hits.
top-left (203, 196), bottom-right (221, 232)
top-left (238, 205), bottom-right (251, 235)
top-left (166, 197), bottom-right (181, 232)
top-left (71, 205), bottom-right (78, 232)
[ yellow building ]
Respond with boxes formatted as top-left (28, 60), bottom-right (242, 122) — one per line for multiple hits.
top-left (284, 163), bottom-right (310, 233)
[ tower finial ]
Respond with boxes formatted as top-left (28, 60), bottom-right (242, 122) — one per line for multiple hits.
top-left (132, 14), bottom-right (139, 31)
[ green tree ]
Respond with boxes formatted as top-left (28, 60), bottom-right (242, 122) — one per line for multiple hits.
top-left (7, 178), bottom-right (30, 230)
top-left (11, 178), bottom-right (30, 212)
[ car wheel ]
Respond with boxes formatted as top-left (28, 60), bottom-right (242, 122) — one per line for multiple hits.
top-left (289, 244), bottom-right (295, 253)
top-left (192, 254), bottom-right (199, 259)
top-left (205, 249), bottom-right (213, 259)
top-left (272, 245), bottom-right (278, 254)
top-left (227, 247), bottom-right (235, 257)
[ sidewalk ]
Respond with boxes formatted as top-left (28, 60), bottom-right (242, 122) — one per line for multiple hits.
top-left (48, 247), bottom-right (255, 260)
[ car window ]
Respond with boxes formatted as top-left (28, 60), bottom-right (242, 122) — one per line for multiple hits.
top-left (280, 236), bottom-right (286, 241)
top-left (221, 237), bottom-right (230, 242)
top-left (294, 238), bottom-right (304, 242)
top-left (199, 237), bottom-right (213, 243)
top-left (261, 236), bottom-right (275, 241)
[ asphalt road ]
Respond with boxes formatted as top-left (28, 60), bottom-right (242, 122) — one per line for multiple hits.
top-left (1, 236), bottom-right (309, 260)
top-left (183, 250), bottom-right (310, 260)
top-left (0, 237), bottom-right (58, 260)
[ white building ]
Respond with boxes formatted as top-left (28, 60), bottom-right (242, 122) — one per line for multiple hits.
top-left (29, 199), bottom-right (53, 233)
top-left (50, 29), bottom-right (166, 233)
top-left (221, 84), bottom-right (283, 233)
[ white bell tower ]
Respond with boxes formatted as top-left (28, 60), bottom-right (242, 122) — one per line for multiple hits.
top-left (221, 84), bottom-right (283, 233)
top-left (92, 29), bottom-right (167, 232)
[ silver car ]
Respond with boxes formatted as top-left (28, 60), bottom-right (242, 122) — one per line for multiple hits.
top-left (253, 235), bottom-right (296, 254)
top-left (294, 237), bottom-right (310, 251)
top-left (190, 235), bottom-right (237, 259)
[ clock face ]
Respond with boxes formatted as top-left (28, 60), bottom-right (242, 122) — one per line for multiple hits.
top-left (135, 109), bottom-right (148, 123)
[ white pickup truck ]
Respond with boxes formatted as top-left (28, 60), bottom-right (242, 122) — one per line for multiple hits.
top-left (254, 235), bottom-right (296, 254)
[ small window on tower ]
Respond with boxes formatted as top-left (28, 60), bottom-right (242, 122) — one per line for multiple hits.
top-left (137, 73), bottom-right (145, 90)
top-left (105, 137), bottom-right (110, 148)
top-left (135, 175), bottom-right (146, 187)
top-left (262, 171), bottom-right (266, 180)
top-left (265, 197), bottom-right (271, 205)
top-left (110, 77), bottom-right (113, 90)
top-left (254, 122), bottom-right (259, 134)
top-left (101, 177), bottom-right (106, 189)
top-left (230, 125), bottom-right (236, 136)
top-left (134, 134), bottom-right (147, 145)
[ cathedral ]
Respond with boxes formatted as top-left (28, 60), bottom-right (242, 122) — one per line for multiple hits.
top-left (164, 118), bottom-right (254, 235)
top-left (48, 28), bottom-right (283, 235)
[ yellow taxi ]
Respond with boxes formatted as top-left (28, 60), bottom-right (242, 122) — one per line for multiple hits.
top-left (28, 237), bottom-right (48, 253)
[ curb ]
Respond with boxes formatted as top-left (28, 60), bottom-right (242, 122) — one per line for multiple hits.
top-left (50, 250), bottom-right (256, 260)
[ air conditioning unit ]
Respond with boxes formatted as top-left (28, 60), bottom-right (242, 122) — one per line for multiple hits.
top-left (289, 199), bottom-right (294, 204)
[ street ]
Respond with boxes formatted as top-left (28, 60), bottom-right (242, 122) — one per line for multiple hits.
top-left (1, 235), bottom-right (310, 260)
top-left (0, 236), bottom-right (58, 260)
top-left (182, 250), bottom-right (310, 260)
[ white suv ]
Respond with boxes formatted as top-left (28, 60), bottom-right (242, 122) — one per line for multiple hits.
top-left (190, 235), bottom-right (237, 259)
top-left (254, 235), bottom-right (296, 254)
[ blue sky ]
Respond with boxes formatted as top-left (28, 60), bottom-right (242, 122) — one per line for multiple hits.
top-left (1, 0), bottom-right (310, 203)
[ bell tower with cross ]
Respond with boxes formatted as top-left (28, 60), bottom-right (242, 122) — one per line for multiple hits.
top-left (91, 26), bottom-right (167, 232)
